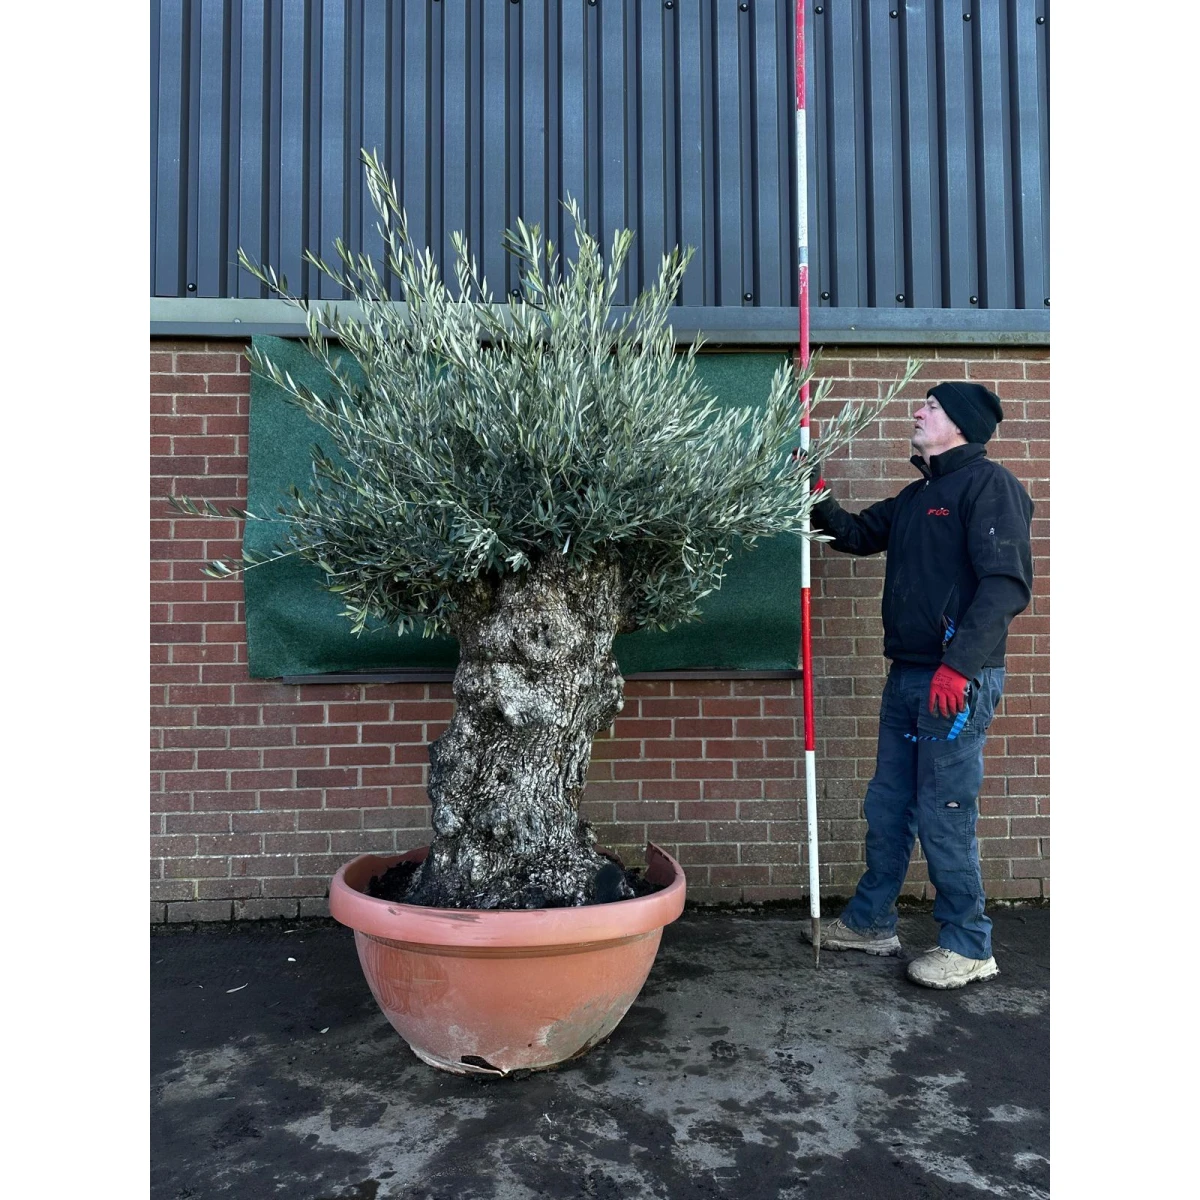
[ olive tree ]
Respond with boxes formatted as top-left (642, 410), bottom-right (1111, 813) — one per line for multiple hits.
top-left (179, 150), bottom-right (917, 910)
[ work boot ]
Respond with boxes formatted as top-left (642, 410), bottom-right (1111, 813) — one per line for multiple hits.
top-left (906, 946), bottom-right (1000, 990)
top-left (801, 917), bottom-right (901, 956)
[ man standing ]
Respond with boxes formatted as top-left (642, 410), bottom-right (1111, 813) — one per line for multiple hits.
top-left (802, 382), bottom-right (1034, 989)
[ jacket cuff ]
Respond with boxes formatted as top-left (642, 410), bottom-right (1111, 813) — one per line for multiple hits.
top-left (939, 650), bottom-right (983, 686)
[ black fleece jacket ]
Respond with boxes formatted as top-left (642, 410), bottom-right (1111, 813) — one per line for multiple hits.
top-left (810, 443), bottom-right (1034, 682)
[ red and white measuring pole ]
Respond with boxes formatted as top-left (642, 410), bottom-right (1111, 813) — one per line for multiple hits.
top-left (794, 0), bottom-right (821, 966)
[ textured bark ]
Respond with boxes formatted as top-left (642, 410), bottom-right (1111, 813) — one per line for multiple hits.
top-left (404, 552), bottom-right (632, 909)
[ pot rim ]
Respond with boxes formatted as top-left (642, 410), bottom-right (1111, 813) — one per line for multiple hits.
top-left (329, 842), bottom-right (686, 948)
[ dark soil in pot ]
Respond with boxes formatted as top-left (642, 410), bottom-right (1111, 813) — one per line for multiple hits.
top-left (367, 854), bottom-right (663, 909)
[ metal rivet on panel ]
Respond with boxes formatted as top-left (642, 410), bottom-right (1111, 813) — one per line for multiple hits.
top-left (1037, 15), bottom-right (1045, 23)
top-left (743, 292), bottom-right (753, 302)
top-left (969, 295), bottom-right (978, 304)
top-left (1044, 298), bottom-right (1050, 307)
top-left (740, 2), bottom-right (749, 10)
top-left (815, 5), bottom-right (823, 13)
top-left (820, 291), bottom-right (830, 300)
top-left (665, 1), bottom-right (673, 8)
top-left (964, 12), bottom-right (972, 20)
top-left (187, 282), bottom-right (197, 292)
top-left (890, 10), bottom-right (898, 17)
top-left (896, 293), bottom-right (905, 303)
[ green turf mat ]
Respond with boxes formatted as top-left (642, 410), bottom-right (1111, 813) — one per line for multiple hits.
top-left (244, 336), bottom-right (801, 677)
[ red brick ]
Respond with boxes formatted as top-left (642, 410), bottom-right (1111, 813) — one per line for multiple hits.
top-left (230, 726), bottom-right (295, 747)
top-left (711, 865), bottom-right (769, 886)
top-left (678, 801), bottom-right (739, 820)
top-left (176, 351), bottom-right (243, 373)
top-left (733, 678), bottom-right (795, 696)
top-left (232, 812), bottom-right (297, 833)
top-left (204, 373), bottom-right (251, 393)
top-left (616, 801), bottom-right (675, 821)
top-left (262, 747), bottom-right (327, 768)
top-left (609, 715), bottom-right (676, 734)
top-left (328, 745), bottom-right (391, 766)
top-left (677, 843), bottom-right (739, 866)
top-left (592, 739), bottom-right (641, 761)
top-left (197, 834), bottom-right (262, 856)
top-left (230, 769), bottom-right (295, 789)
top-left (327, 702), bottom-right (392, 723)
top-left (167, 900), bottom-right (233, 922)
top-left (262, 877), bottom-right (329, 898)
top-left (196, 748), bottom-right (260, 770)
top-left (150, 340), bottom-right (1051, 918)
top-left (702, 698), bottom-right (763, 717)
top-left (297, 724), bottom-right (357, 745)
top-left (264, 832), bottom-right (330, 854)
top-left (672, 680), bottom-right (735, 697)
top-left (263, 705), bottom-right (327, 725)
top-left (299, 809), bottom-right (364, 831)
top-left (326, 786), bottom-right (392, 807)
top-left (644, 739), bottom-right (702, 759)
top-left (164, 857), bottom-right (229, 879)
top-left (235, 898), bottom-right (299, 919)
top-left (641, 781), bottom-right (703, 801)
top-left (257, 788), bottom-right (324, 810)
top-left (647, 821), bottom-right (707, 842)
top-left (232, 855), bottom-right (296, 877)
top-left (742, 842), bottom-right (800, 865)
top-left (391, 700), bottom-right (455, 721)
top-left (703, 780), bottom-right (764, 801)
top-left (582, 782), bottom-right (640, 802)
top-left (614, 760), bottom-right (673, 779)
top-left (639, 698), bottom-right (701, 718)
top-left (702, 739), bottom-right (766, 760)
top-left (674, 718), bottom-right (734, 739)
top-left (674, 759), bottom-right (734, 779)
top-left (164, 770), bottom-right (229, 792)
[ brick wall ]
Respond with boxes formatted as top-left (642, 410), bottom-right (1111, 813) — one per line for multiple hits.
top-left (151, 340), bottom-right (1049, 921)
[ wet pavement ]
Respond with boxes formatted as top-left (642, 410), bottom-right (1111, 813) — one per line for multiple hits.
top-left (151, 906), bottom-right (1048, 1199)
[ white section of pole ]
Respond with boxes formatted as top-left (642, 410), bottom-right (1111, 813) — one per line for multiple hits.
top-left (806, 749), bottom-right (819, 914)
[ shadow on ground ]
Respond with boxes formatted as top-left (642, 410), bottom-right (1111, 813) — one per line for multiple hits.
top-left (151, 907), bottom-right (1048, 1200)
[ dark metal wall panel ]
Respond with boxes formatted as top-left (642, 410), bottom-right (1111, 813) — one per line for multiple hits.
top-left (150, 0), bottom-right (1050, 331)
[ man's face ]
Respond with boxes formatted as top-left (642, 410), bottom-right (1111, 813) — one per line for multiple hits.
top-left (911, 395), bottom-right (967, 460)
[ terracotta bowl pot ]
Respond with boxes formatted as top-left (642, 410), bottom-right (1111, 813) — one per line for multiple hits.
top-left (329, 843), bottom-right (687, 1076)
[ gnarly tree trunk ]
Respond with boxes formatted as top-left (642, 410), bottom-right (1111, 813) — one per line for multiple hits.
top-left (404, 552), bottom-right (631, 909)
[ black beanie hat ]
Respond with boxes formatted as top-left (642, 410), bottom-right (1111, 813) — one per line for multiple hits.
top-left (926, 382), bottom-right (1004, 445)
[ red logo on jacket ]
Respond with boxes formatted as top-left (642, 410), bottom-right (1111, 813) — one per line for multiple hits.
top-left (926, 507), bottom-right (950, 517)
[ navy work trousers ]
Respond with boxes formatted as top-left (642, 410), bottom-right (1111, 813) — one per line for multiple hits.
top-left (839, 662), bottom-right (1006, 960)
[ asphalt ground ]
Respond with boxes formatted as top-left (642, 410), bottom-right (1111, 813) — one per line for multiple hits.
top-left (151, 906), bottom-right (1049, 1200)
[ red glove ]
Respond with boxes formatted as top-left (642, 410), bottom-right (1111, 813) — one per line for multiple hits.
top-left (789, 447), bottom-right (825, 491)
top-left (928, 665), bottom-right (970, 718)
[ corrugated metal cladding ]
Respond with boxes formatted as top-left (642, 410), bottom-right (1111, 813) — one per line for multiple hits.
top-left (151, 0), bottom-right (1048, 331)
